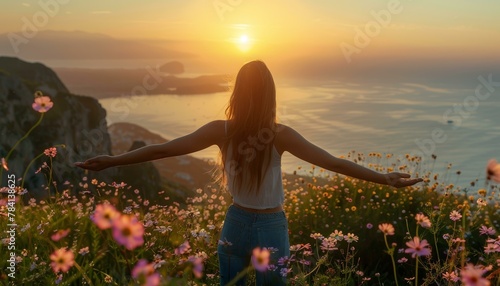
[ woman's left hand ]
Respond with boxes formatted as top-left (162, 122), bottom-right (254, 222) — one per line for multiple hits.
top-left (384, 172), bottom-right (423, 188)
top-left (74, 155), bottom-right (114, 171)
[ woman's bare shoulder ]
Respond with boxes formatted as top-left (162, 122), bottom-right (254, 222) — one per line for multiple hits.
top-left (275, 123), bottom-right (295, 137)
top-left (208, 120), bottom-right (226, 127)
top-left (207, 119), bottom-right (226, 132)
top-left (274, 123), bottom-right (296, 154)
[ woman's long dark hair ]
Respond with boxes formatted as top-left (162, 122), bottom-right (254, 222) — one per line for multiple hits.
top-left (220, 60), bottom-right (277, 193)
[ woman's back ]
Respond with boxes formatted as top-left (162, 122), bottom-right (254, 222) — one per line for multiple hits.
top-left (224, 121), bottom-right (284, 209)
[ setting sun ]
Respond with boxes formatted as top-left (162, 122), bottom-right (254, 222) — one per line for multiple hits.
top-left (235, 34), bottom-right (252, 53)
top-left (239, 34), bottom-right (249, 44)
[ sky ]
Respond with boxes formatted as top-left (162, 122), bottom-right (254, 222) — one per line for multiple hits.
top-left (1, 0), bottom-right (500, 82)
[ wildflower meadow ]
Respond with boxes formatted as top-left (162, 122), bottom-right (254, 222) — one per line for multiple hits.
top-left (1, 92), bottom-right (500, 285)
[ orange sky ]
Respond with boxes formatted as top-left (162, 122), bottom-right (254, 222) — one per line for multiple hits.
top-left (1, 1), bottom-right (499, 82)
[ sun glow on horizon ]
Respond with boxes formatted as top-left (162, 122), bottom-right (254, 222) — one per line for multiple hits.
top-left (228, 24), bottom-right (254, 54)
top-left (239, 34), bottom-right (249, 44)
top-left (236, 34), bottom-right (252, 52)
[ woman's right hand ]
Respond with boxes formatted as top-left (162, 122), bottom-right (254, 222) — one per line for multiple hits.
top-left (74, 155), bottom-right (114, 171)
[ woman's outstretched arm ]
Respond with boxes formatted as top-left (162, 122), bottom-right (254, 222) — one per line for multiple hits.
top-left (275, 124), bottom-right (423, 188)
top-left (75, 120), bottom-right (224, 171)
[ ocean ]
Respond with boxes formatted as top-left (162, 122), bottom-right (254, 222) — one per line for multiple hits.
top-left (99, 81), bottom-right (500, 189)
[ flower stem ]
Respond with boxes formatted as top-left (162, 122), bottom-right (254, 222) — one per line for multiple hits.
top-left (1, 113), bottom-right (44, 183)
top-left (21, 153), bottom-right (44, 189)
top-left (72, 261), bottom-right (94, 286)
top-left (305, 256), bottom-right (325, 277)
top-left (384, 235), bottom-right (399, 286)
top-left (433, 231), bottom-right (440, 264)
top-left (460, 206), bottom-right (467, 268)
top-left (225, 265), bottom-right (254, 286)
top-left (415, 256), bottom-right (419, 286)
top-left (47, 157), bottom-right (53, 192)
top-left (20, 144), bottom-right (64, 191)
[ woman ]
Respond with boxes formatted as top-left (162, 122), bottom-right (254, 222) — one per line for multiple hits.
top-left (76, 60), bottom-right (422, 285)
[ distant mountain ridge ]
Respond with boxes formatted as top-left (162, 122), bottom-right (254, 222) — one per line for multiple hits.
top-left (54, 66), bottom-right (230, 98)
top-left (0, 30), bottom-right (192, 60)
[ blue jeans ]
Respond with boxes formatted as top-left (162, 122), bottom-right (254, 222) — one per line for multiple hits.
top-left (218, 205), bottom-right (290, 285)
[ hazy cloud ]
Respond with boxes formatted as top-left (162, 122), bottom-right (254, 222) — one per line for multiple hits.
top-left (402, 83), bottom-right (451, 94)
top-left (0, 30), bottom-right (193, 60)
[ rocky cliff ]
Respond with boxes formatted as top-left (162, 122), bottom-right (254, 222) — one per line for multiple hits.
top-left (108, 122), bottom-right (215, 193)
top-left (0, 57), bottom-right (161, 198)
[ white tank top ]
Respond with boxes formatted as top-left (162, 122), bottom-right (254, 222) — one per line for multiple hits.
top-left (224, 121), bottom-right (284, 209)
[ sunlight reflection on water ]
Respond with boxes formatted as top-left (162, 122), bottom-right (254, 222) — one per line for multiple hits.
top-left (100, 83), bottom-right (499, 188)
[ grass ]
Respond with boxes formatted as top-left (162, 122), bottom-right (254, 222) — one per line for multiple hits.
top-left (1, 152), bottom-right (500, 285)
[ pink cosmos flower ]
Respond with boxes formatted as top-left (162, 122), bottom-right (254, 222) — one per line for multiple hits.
top-left (51, 229), bottom-right (70, 241)
top-left (44, 147), bottom-right (57, 158)
top-left (310, 233), bottom-right (324, 240)
top-left (32, 95), bottom-right (54, 113)
top-left (320, 237), bottom-right (338, 251)
top-left (50, 248), bottom-right (75, 273)
top-left (486, 159), bottom-right (500, 183)
top-left (92, 204), bottom-right (120, 230)
top-left (415, 213), bottom-right (431, 228)
top-left (188, 256), bottom-right (204, 278)
top-left (405, 236), bottom-right (432, 258)
top-left (289, 243), bottom-right (311, 252)
top-left (132, 259), bottom-right (160, 286)
top-left (175, 241), bottom-right (191, 255)
top-left (479, 225), bottom-right (496, 236)
top-left (330, 230), bottom-right (344, 241)
top-left (487, 237), bottom-right (500, 246)
top-left (484, 243), bottom-right (499, 254)
top-left (452, 238), bottom-right (466, 244)
top-left (442, 271), bottom-right (459, 282)
top-left (449, 210), bottom-right (462, 222)
top-left (378, 223), bottom-right (395, 236)
top-left (78, 247), bottom-right (89, 255)
top-left (251, 247), bottom-right (270, 272)
top-left (112, 214), bottom-right (144, 250)
top-left (132, 259), bottom-right (153, 278)
top-left (460, 264), bottom-right (491, 286)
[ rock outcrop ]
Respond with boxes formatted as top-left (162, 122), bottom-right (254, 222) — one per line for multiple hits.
top-left (108, 122), bottom-right (215, 192)
top-left (0, 57), bottom-right (161, 198)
